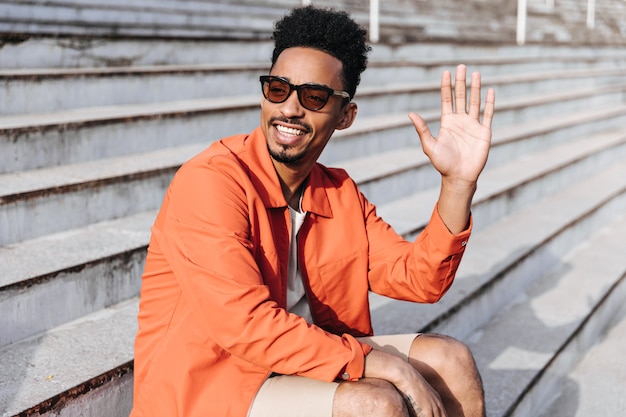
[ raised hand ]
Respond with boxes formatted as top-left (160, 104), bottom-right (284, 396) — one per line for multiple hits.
top-left (408, 65), bottom-right (495, 234)
top-left (409, 65), bottom-right (495, 186)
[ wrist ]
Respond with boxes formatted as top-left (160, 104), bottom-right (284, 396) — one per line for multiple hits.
top-left (363, 349), bottom-right (409, 383)
top-left (441, 176), bottom-right (477, 196)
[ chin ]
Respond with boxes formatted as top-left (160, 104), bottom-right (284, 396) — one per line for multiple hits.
top-left (268, 144), bottom-right (306, 165)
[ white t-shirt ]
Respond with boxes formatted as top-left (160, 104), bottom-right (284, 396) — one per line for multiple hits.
top-left (286, 201), bottom-right (313, 323)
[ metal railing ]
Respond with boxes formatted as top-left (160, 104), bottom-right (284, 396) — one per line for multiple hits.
top-left (303, 0), bottom-right (601, 46)
top-left (517, 0), bottom-right (597, 45)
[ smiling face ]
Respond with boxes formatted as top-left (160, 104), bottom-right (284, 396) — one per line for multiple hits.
top-left (260, 47), bottom-right (357, 176)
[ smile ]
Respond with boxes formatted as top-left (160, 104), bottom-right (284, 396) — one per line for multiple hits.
top-left (276, 124), bottom-right (306, 136)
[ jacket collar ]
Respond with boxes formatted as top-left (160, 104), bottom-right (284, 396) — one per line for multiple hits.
top-left (244, 127), bottom-right (333, 218)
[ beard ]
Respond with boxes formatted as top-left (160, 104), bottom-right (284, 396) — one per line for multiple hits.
top-left (267, 143), bottom-right (306, 165)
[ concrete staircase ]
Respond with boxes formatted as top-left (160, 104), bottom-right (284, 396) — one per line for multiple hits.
top-left (1, 0), bottom-right (626, 416)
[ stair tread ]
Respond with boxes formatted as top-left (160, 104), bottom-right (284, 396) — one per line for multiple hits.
top-left (0, 211), bottom-right (155, 290)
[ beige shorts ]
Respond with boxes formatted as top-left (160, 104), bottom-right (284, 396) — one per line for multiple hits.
top-left (247, 333), bottom-right (419, 417)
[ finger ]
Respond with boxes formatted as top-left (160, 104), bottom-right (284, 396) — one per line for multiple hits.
top-left (481, 87), bottom-right (496, 128)
top-left (408, 112), bottom-right (435, 156)
top-left (468, 71), bottom-right (481, 120)
top-left (454, 64), bottom-right (467, 114)
top-left (440, 70), bottom-right (453, 116)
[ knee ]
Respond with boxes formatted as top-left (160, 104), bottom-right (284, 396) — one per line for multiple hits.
top-left (420, 334), bottom-right (477, 373)
top-left (440, 336), bottom-right (478, 373)
top-left (365, 380), bottom-right (409, 417)
top-left (337, 379), bottom-right (409, 417)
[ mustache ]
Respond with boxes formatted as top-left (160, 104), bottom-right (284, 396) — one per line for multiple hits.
top-left (270, 117), bottom-right (312, 133)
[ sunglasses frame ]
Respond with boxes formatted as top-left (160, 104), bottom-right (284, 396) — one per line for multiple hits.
top-left (260, 75), bottom-right (351, 111)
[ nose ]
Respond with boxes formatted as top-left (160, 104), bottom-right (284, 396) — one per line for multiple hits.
top-left (279, 88), bottom-right (306, 118)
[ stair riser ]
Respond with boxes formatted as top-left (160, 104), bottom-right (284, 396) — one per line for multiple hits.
top-left (359, 137), bottom-right (626, 226)
top-left (0, 3), bottom-right (278, 36)
top-left (1, 70), bottom-right (265, 115)
top-left (37, 370), bottom-right (134, 417)
top-left (492, 90), bottom-right (625, 129)
top-left (0, 172), bottom-right (174, 246)
top-left (0, 249), bottom-right (144, 346)
top-left (4, 37), bottom-right (625, 71)
top-left (0, 108), bottom-right (260, 174)
top-left (0, 38), bottom-right (275, 70)
top-left (363, 60), bottom-right (626, 89)
top-left (488, 113), bottom-right (626, 169)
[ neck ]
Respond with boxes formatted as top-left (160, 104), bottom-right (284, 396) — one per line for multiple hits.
top-left (273, 160), bottom-right (310, 208)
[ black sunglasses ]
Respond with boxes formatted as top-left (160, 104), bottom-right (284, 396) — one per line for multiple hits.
top-left (260, 75), bottom-right (351, 111)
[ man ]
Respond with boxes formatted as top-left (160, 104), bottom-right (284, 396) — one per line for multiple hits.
top-left (131, 5), bottom-right (495, 417)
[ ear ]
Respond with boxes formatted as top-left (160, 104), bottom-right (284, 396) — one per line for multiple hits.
top-left (335, 102), bottom-right (358, 130)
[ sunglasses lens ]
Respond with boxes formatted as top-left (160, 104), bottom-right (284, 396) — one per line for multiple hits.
top-left (261, 77), bottom-right (333, 110)
top-left (263, 78), bottom-right (290, 102)
top-left (299, 87), bottom-right (331, 110)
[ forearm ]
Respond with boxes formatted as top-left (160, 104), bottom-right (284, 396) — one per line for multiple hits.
top-left (363, 349), bottom-right (408, 382)
top-left (437, 176), bottom-right (477, 234)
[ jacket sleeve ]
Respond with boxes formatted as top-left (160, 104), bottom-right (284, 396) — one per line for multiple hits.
top-left (362, 191), bottom-right (472, 303)
top-left (152, 156), bottom-right (371, 382)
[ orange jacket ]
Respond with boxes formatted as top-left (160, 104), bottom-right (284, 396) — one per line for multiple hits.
top-left (131, 127), bottom-right (471, 417)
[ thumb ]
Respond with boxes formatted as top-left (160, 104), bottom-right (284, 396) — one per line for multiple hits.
top-left (408, 112), bottom-right (434, 156)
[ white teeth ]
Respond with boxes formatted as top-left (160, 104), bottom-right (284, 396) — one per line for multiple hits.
top-left (276, 125), bottom-right (304, 136)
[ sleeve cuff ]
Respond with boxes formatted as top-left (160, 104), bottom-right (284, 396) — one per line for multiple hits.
top-left (426, 203), bottom-right (472, 256)
top-left (339, 334), bottom-right (372, 381)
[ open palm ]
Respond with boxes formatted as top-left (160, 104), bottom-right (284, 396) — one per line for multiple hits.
top-left (409, 65), bottom-right (495, 185)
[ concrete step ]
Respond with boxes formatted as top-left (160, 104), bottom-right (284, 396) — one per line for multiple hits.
top-left (3, 122), bottom-right (624, 351)
top-left (347, 126), bottom-right (626, 209)
top-left (2, 160), bottom-right (624, 417)
top-left (0, 0), bottom-right (282, 39)
top-left (371, 159), bottom-right (626, 338)
top-left (0, 37), bottom-right (276, 70)
top-left (2, 99), bottom-right (624, 246)
top-left (0, 211), bottom-right (154, 346)
top-left (4, 62), bottom-right (625, 116)
top-left (3, 35), bottom-right (625, 71)
top-left (538, 302), bottom-right (626, 417)
top-left (3, 74), bottom-right (625, 175)
top-left (0, 95), bottom-right (260, 175)
top-left (0, 63), bottom-right (269, 115)
top-left (0, 143), bottom-right (205, 246)
top-left (0, 298), bottom-right (137, 417)
top-left (472, 212), bottom-right (626, 417)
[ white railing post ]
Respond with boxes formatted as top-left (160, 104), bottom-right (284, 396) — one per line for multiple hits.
top-left (370, 0), bottom-right (380, 43)
top-left (587, 0), bottom-right (596, 29)
top-left (517, 0), bottom-right (527, 45)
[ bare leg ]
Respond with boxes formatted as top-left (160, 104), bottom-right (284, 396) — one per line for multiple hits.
top-left (333, 378), bottom-right (409, 417)
top-left (408, 334), bottom-right (485, 417)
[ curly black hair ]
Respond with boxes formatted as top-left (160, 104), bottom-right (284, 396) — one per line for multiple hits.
top-left (271, 5), bottom-right (370, 99)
